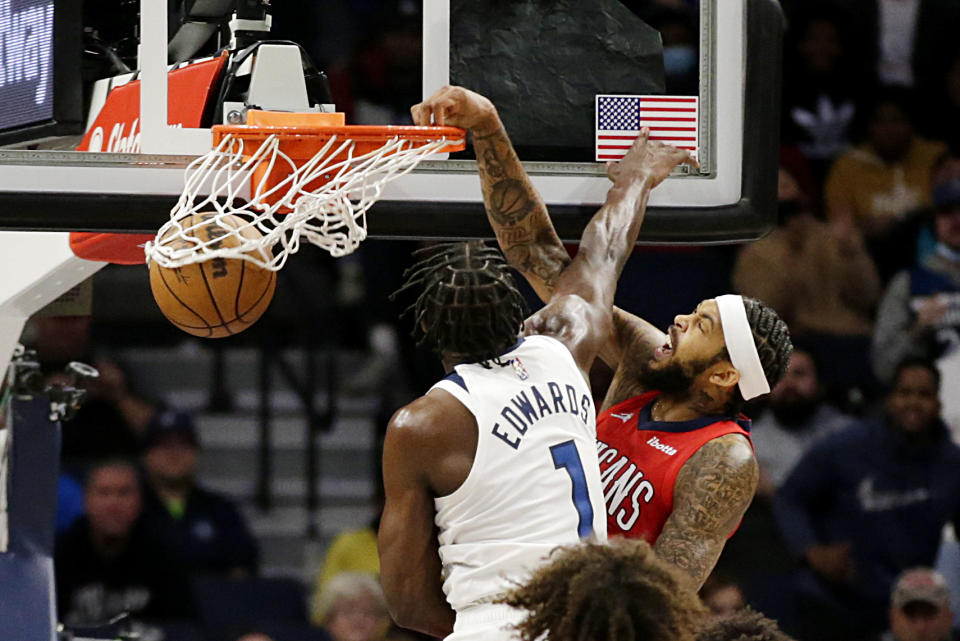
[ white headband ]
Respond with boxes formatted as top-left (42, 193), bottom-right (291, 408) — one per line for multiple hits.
top-left (715, 295), bottom-right (770, 401)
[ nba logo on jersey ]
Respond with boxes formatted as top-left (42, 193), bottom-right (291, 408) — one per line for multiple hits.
top-left (511, 357), bottom-right (529, 380)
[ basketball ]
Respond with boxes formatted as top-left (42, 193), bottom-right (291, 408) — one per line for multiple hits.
top-left (149, 213), bottom-right (276, 338)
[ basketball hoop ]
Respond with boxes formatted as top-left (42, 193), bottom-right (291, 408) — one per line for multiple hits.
top-left (145, 111), bottom-right (465, 270)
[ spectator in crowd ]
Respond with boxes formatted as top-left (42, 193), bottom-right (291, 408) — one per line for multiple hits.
top-left (733, 169), bottom-right (880, 395)
top-left (750, 347), bottom-right (855, 496)
top-left (781, 4), bottom-right (865, 184)
top-left (55, 459), bottom-right (193, 627)
top-left (774, 358), bottom-right (960, 641)
top-left (697, 609), bottom-right (797, 641)
top-left (700, 573), bottom-right (747, 619)
top-left (825, 86), bottom-right (947, 276)
top-left (139, 410), bottom-right (259, 577)
top-left (881, 568), bottom-right (957, 641)
top-left (312, 572), bottom-right (391, 641)
top-left (872, 166), bottom-right (960, 434)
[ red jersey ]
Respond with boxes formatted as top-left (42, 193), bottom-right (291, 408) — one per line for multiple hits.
top-left (596, 391), bottom-right (752, 544)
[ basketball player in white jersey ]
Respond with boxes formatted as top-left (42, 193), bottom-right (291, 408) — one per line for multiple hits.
top-left (378, 90), bottom-right (696, 640)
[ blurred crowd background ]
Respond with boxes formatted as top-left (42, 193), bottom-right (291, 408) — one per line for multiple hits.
top-left (30, 1), bottom-right (960, 640)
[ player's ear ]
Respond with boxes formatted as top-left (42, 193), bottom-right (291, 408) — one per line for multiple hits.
top-left (708, 363), bottom-right (740, 391)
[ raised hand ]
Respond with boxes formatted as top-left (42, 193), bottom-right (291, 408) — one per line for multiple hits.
top-left (411, 86), bottom-right (500, 137)
top-left (606, 129), bottom-right (699, 190)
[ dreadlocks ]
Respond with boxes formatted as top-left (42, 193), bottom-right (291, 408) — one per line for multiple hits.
top-left (696, 608), bottom-right (796, 641)
top-left (722, 297), bottom-right (792, 416)
top-left (497, 539), bottom-right (706, 641)
top-left (392, 241), bottom-right (527, 366)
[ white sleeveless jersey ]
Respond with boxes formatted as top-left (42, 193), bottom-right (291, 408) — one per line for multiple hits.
top-left (431, 335), bottom-right (607, 613)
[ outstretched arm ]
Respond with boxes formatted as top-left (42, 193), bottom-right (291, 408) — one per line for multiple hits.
top-left (412, 87), bottom-right (672, 371)
top-left (511, 134), bottom-right (691, 375)
top-left (412, 87), bottom-right (694, 374)
top-left (411, 87), bottom-right (569, 302)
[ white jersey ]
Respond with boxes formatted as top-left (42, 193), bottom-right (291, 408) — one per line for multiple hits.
top-left (431, 335), bottom-right (607, 615)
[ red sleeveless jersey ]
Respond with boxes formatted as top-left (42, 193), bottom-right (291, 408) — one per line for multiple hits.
top-left (596, 391), bottom-right (752, 544)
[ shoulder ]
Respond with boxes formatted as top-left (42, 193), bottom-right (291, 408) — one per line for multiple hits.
top-left (672, 434), bottom-right (758, 527)
top-left (386, 390), bottom-right (475, 455)
top-left (913, 138), bottom-right (948, 163)
top-left (389, 391), bottom-right (466, 433)
top-left (676, 434), bottom-right (757, 503)
top-left (692, 432), bottom-right (756, 468)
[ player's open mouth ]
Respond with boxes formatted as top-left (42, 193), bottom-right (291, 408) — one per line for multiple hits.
top-left (653, 330), bottom-right (676, 361)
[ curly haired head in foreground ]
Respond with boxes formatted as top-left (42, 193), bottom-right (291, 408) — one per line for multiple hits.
top-left (497, 539), bottom-right (706, 641)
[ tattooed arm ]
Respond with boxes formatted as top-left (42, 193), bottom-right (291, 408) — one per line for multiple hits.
top-left (411, 86), bottom-right (569, 301)
top-left (653, 434), bottom-right (759, 589)
top-left (411, 86), bottom-right (674, 373)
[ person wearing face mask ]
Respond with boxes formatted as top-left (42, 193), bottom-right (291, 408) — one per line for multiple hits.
top-left (773, 358), bottom-right (960, 641)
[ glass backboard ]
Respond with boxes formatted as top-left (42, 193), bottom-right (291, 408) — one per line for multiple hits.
top-left (0, 0), bottom-right (783, 244)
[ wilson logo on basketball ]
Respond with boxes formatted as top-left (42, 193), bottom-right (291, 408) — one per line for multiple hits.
top-left (149, 213), bottom-right (277, 338)
top-left (202, 223), bottom-right (230, 278)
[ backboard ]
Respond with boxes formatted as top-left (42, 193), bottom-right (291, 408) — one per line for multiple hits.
top-left (0, 0), bottom-right (783, 244)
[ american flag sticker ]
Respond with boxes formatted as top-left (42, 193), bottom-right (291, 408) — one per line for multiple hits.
top-left (595, 94), bottom-right (699, 162)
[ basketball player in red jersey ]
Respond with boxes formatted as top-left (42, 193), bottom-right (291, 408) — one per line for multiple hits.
top-left (412, 87), bottom-right (793, 589)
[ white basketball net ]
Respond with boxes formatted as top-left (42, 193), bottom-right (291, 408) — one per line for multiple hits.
top-left (144, 131), bottom-right (461, 270)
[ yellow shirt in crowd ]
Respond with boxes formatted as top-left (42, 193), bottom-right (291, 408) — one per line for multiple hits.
top-left (825, 138), bottom-right (946, 236)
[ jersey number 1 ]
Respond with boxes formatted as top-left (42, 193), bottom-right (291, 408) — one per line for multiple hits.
top-left (550, 440), bottom-right (594, 539)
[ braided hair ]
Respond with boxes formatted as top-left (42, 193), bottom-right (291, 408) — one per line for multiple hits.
top-left (497, 539), bottom-right (706, 641)
top-left (722, 297), bottom-right (792, 416)
top-left (392, 242), bottom-right (527, 366)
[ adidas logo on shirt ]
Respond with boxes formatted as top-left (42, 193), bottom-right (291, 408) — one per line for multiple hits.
top-left (646, 436), bottom-right (677, 456)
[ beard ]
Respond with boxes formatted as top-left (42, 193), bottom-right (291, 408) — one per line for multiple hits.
top-left (638, 357), bottom-right (710, 396)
